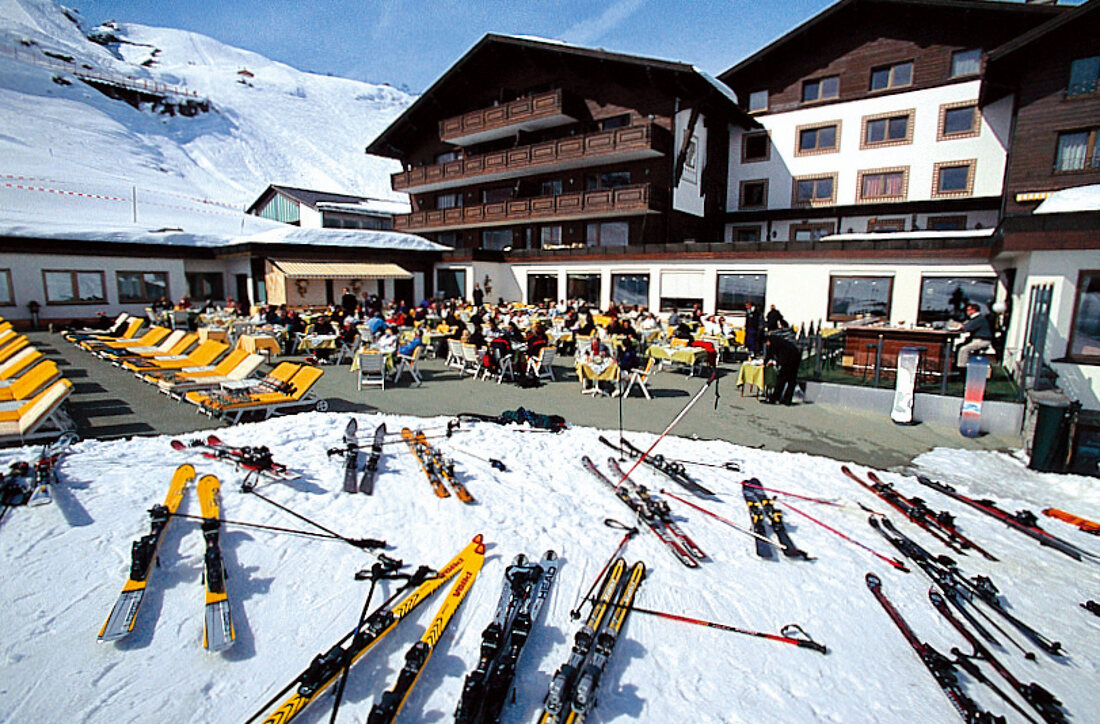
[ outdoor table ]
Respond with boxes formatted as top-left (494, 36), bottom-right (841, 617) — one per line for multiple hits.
top-left (736, 362), bottom-right (777, 397)
top-left (575, 357), bottom-right (619, 396)
top-left (646, 345), bottom-right (708, 375)
top-left (547, 330), bottom-right (573, 345)
top-left (198, 328), bottom-right (229, 343)
top-left (236, 334), bottom-right (281, 356)
top-left (297, 334), bottom-right (338, 352)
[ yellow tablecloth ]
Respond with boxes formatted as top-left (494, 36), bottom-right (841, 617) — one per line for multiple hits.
top-left (647, 346), bottom-right (708, 367)
top-left (298, 334), bottom-right (338, 352)
top-left (236, 334), bottom-right (280, 356)
top-left (547, 330), bottom-right (573, 345)
top-left (576, 358), bottom-right (619, 394)
top-left (736, 363), bottom-right (777, 396)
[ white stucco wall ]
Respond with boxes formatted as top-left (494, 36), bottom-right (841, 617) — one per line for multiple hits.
top-left (673, 107), bottom-right (707, 217)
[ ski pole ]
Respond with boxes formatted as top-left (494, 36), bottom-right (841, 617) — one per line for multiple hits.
top-left (660, 488), bottom-right (784, 552)
top-left (243, 486), bottom-right (386, 552)
top-left (614, 371), bottom-right (717, 490)
top-left (784, 500), bottom-right (909, 572)
top-left (450, 447), bottom-right (507, 472)
top-left (165, 511), bottom-right (385, 548)
top-left (740, 479), bottom-right (843, 507)
top-left (589, 599), bottom-right (828, 654)
top-left (570, 518), bottom-right (638, 620)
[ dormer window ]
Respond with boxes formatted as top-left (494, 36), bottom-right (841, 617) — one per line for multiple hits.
top-left (802, 76), bottom-right (839, 103)
top-left (747, 89), bottom-right (768, 113)
top-left (870, 61), bottom-right (913, 91)
top-left (950, 49), bottom-right (981, 78)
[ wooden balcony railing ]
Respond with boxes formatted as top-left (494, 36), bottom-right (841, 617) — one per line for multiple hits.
top-left (393, 123), bottom-right (668, 193)
top-left (438, 89), bottom-right (574, 145)
top-left (393, 183), bottom-right (660, 232)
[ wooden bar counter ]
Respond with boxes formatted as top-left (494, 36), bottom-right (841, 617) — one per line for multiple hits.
top-left (842, 324), bottom-right (961, 377)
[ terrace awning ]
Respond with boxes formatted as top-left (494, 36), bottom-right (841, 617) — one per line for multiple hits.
top-left (270, 260), bottom-right (412, 280)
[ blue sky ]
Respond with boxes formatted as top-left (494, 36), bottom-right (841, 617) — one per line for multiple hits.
top-left (71, 0), bottom-right (841, 91)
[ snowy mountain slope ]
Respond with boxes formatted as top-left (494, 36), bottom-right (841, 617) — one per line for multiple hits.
top-left (0, 411), bottom-right (1097, 723)
top-left (0, 0), bottom-right (413, 219)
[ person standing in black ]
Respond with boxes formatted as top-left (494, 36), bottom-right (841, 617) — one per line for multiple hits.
top-left (340, 287), bottom-right (358, 316)
top-left (472, 283), bottom-right (484, 308)
top-left (762, 332), bottom-right (801, 405)
top-left (765, 304), bottom-right (785, 333)
top-left (744, 302), bottom-right (763, 355)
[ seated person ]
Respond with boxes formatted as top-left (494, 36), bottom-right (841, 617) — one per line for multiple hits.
top-left (525, 323), bottom-right (549, 360)
top-left (673, 322), bottom-right (695, 342)
top-left (373, 327), bottom-right (399, 354)
top-left (365, 312), bottom-right (387, 338)
top-left (617, 337), bottom-right (640, 373)
top-left (956, 303), bottom-right (995, 368)
top-left (397, 330), bottom-right (421, 357)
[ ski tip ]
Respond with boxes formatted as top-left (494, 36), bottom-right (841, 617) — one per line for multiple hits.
top-left (207, 435), bottom-right (222, 445)
top-left (865, 572), bottom-right (882, 588)
top-left (472, 533), bottom-right (486, 554)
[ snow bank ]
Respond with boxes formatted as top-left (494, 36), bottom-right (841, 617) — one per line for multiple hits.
top-left (0, 412), bottom-right (1097, 723)
top-left (1034, 184), bottom-right (1100, 215)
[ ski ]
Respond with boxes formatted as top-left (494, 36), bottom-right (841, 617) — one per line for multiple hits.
top-left (402, 427), bottom-right (449, 499)
top-left (607, 458), bottom-right (705, 561)
top-left (743, 479), bottom-right (809, 559)
top-left (249, 536), bottom-right (484, 724)
top-left (870, 515), bottom-right (1063, 657)
top-left (841, 466), bottom-right (996, 560)
top-left (99, 464), bottom-right (194, 642)
top-left (564, 560), bottom-right (646, 724)
top-left (914, 475), bottom-right (1097, 563)
top-left (366, 536), bottom-right (486, 724)
top-left (360, 423), bottom-right (387, 494)
top-left (26, 433), bottom-right (78, 507)
top-left (326, 418), bottom-right (361, 493)
top-left (1041, 508), bottom-right (1099, 535)
top-left (581, 456), bottom-right (697, 568)
top-left (419, 430), bottom-right (475, 503)
top-left (866, 573), bottom-right (1005, 723)
top-left (0, 461), bottom-right (32, 526)
top-left (930, 589), bottom-right (1068, 724)
top-left (599, 435), bottom-right (713, 497)
top-left (170, 435), bottom-right (298, 481)
top-left (456, 550), bottom-right (559, 724)
top-left (197, 474), bottom-right (234, 652)
top-left (538, 558), bottom-right (626, 724)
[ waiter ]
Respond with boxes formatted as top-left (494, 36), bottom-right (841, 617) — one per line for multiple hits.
top-left (762, 331), bottom-right (801, 406)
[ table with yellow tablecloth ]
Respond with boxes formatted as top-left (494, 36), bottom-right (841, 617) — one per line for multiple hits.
top-left (297, 334), bottom-right (338, 352)
top-left (350, 349), bottom-right (395, 372)
top-left (736, 362), bottom-right (777, 397)
top-left (198, 328), bottom-right (229, 343)
top-left (236, 334), bottom-right (281, 356)
top-left (646, 345), bottom-right (708, 374)
top-left (575, 357), bottom-right (619, 395)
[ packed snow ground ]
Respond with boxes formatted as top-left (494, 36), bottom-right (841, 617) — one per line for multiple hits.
top-left (0, 412), bottom-right (1098, 724)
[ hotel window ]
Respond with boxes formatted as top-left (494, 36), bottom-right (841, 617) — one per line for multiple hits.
top-left (527, 273), bottom-right (558, 305)
top-left (0, 269), bottom-right (12, 305)
top-left (434, 149), bottom-right (462, 163)
top-left (437, 269), bottom-right (466, 300)
top-left (1068, 270), bottom-right (1100, 362)
top-left (600, 114), bottom-right (631, 130)
top-left (586, 171), bottom-right (631, 190)
top-left (716, 273), bottom-right (766, 313)
top-left (482, 187), bottom-right (512, 204)
top-left (540, 179), bottom-right (563, 196)
top-left (861, 110), bottom-right (914, 148)
top-left (857, 167), bottom-right (908, 202)
top-left (1054, 128), bottom-right (1100, 172)
top-left (829, 276), bottom-right (893, 321)
top-left (436, 232), bottom-right (458, 248)
top-left (802, 75), bottom-right (839, 103)
top-left (938, 102), bottom-right (980, 140)
top-left (932, 160), bottom-right (976, 198)
top-left (1067, 56), bottom-right (1100, 97)
top-left (540, 225), bottom-right (562, 248)
top-left (436, 192), bottom-right (462, 209)
top-left (919, 276), bottom-right (996, 325)
top-left (792, 174), bottom-right (836, 206)
top-left (566, 273), bottom-right (601, 305)
top-left (481, 229), bottom-right (512, 251)
top-left (747, 89), bottom-right (768, 113)
top-left (866, 217), bottom-right (906, 232)
top-left (739, 179), bottom-right (768, 209)
top-left (186, 272), bottom-right (224, 301)
top-left (729, 225), bottom-right (762, 242)
top-left (586, 221), bottom-right (629, 247)
top-left (870, 61), bottom-right (913, 91)
top-left (117, 271), bottom-right (169, 303)
top-left (927, 215), bottom-right (968, 231)
top-left (741, 132), bottom-right (769, 162)
top-left (790, 222), bottom-right (835, 241)
top-left (796, 122), bottom-right (840, 156)
top-left (950, 49), bottom-right (981, 78)
top-left (611, 273), bottom-right (650, 307)
top-left (44, 270), bottom-right (106, 304)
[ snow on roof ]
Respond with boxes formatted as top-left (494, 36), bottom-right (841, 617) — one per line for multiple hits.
top-left (693, 67), bottom-right (739, 106)
top-left (315, 199), bottom-right (411, 216)
top-left (820, 228), bottom-right (996, 242)
top-left (1034, 184), bottom-right (1100, 214)
top-left (242, 225), bottom-right (447, 251)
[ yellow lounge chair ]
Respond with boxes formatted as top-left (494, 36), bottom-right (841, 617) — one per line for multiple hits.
top-left (0, 378), bottom-right (74, 444)
top-left (99, 329), bottom-right (186, 360)
top-left (183, 362), bottom-right (302, 409)
top-left (77, 317), bottom-right (144, 349)
top-left (64, 313), bottom-right (129, 342)
top-left (86, 326), bottom-right (170, 353)
top-left (124, 340), bottom-right (227, 373)
top-left (0, 349), bottom-right (43, 381)
top-left (0, 360), bottom-right (62, 402)
top-left (193, 365), bottom-right (326, 424)
top-left (111, 333), bottom-right (197, 367)
top-left (156, 352), bottom-right (265, 398)
top-left (0, 337), bottom-right (30, 365)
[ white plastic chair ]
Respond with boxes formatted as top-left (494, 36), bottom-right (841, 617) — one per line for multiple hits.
top-left (527, 346), bottom-right (556, 381)
top-left (622, 357), bottom-right (655, 399)
top-left (460, 343), bottom-right (484, 378)
top-left (392, 345), bottom-right (423, 386)
top-left (445, 338), bottom-right (464, 372)
top-left (356, 351), bottom-right (386, 391)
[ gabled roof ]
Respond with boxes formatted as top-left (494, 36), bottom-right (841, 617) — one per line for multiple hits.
top-left (718, 0), bottom-right (1064, 84)
top-left (987, 0), bottom-right (1098, 65)
top-left (246, 184), bottom-right (404, 216)
top-left (366, 33), bottom-right (755, 159)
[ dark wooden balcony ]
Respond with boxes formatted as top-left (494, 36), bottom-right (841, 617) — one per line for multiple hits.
top-left (394, 123), bottom-right (668, 193)
top-left (438, 89), bottom-right (576, 146)
top-left (393, 183), bottom-right (661, 233)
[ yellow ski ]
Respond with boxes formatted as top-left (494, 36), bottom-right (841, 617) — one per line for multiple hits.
top-left (198, 473), bottom-right (234, 652)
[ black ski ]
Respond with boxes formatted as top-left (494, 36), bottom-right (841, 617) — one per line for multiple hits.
top-left (360, 423), bottom-right (386, 494)
top-left (607, 458), bottom-right (706, 561)
top-left (26, 433), bottom-right (78, 507)
top-left (866, 573), bottom-right (1005, 723)
top-left (326, 418), bottom-right (360, 493)
top-left (742, 479), bottom-right (809, 559)
top-left (914, 475), bottom-right (1097, 563)
top-left (0, 461), bottom-right (31, 526)
top-left (599, 435), bottom-right (713, 497)
top-left (870, 515), bottom-right (1063, 657)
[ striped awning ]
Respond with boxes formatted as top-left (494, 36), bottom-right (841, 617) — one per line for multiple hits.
top-left (271, 260), bottom-right (412, 280)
